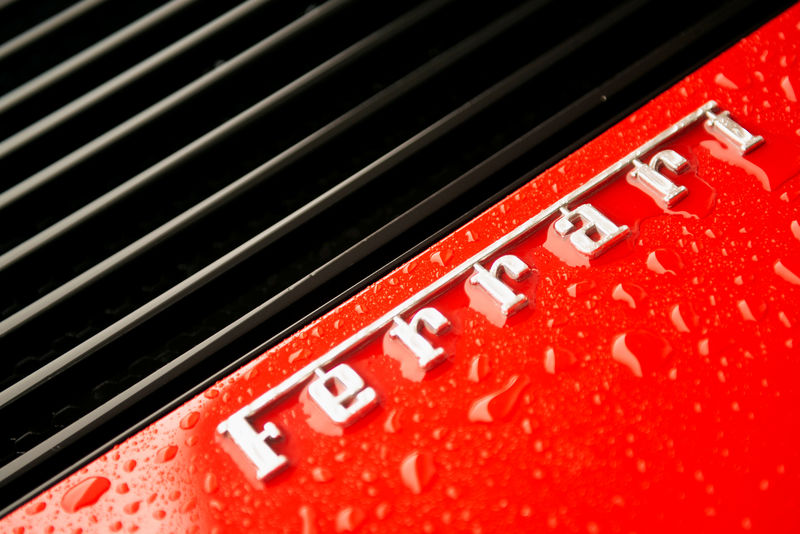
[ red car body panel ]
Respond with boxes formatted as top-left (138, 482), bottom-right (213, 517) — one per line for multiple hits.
top-left (5, 4), bottom-right (800, 533)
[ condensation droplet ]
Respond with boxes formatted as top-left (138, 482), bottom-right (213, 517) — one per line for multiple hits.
top-left (430, 249), bottom-right (453, 266)
top-left (311, 467), bottom-right (333, 483)
top-left (714, 73), bottom-right (739, 89)
top-left (646, 249), bottom-right (683, 275)
top-left (774, 260), bottom-right (800, 285)
top-left (670, 303), bottom-right (699, 333)
top-left (155, 445), bottom-right (178, 463)
top-left (25, 501), bottom-right (46, 515)
top-left (611, 283), bottom-right (647, 309)
top-left (180, 412), bottom-right (200, 430)
top-left (289, 348), bottom-right (310, 364)
top-left (400, 451), bottom-right (436, 494)
top-left (299, 505), bottom-right (318, 534)
top-left (468, 375), bottom-right (531, 422)
top-left (738, 298), bottom-right (767, 322)
top-left (61, 477), bottom-right (111, 513)
top-left (567, 280), bottom-right (596, 298)
top-left (543, 347), bottom-right (576, 375)
top-left (612, 332), bottom-right (672, 377)
top-left (791, 220), bottom-right (800, 241)
top-left (384, 409), bottom-right (402, 434)
top-left (203, 472), bottom-right (219, 494)
top-left (375, 502), bottom-right (391, 520)
top-left (335, 507), bottom-right (365, 533)
top-left (468, 355), bottom-right (491, 383)
top-left (781, 75), bottom-right (797, 102)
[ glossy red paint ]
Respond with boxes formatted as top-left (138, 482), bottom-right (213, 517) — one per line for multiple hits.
top-left (5, 5), bottom-right (800, 533)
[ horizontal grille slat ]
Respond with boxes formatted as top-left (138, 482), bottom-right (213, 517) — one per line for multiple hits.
top-left (0, 0), bottom-right (629, 408)
top-left (0, 0), bottom-right (456, 300)
top-left (0, 0), bottom-right (110, 63)
top-left (0, 0), bottom-right (353, 209)
top-left (0, 0), bottom-right (200, 115)
top-left (0, 0), bottom-right (273, 166)
top-left (0, 0), bottom-right (791, 516)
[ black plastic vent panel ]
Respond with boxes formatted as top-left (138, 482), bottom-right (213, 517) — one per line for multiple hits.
top-left (0, 0), bottom-right (791, 515)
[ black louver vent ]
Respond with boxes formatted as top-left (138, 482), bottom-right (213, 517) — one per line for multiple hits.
top-left (0, 0), bottom-right (790, 514)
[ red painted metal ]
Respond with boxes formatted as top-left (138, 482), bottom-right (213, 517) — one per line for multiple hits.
top-left (5, 5), bottom-right (800, 533)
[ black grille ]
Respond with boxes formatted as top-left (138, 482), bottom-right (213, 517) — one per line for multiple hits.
top-left (0, 0), bottom-right (790, 515)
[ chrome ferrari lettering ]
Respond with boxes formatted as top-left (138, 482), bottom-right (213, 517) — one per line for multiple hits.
top-left (388, 308), bottom-right (450, 370)
top-left (631, 149), bottom-right (689, 207)
top-left (554, 204), bottom-right (630, 257)
top-left (705, 109), bottom-right (764, 154)
top-left (217, 101), bottom-right (767, 482)
top-left (217, 416), bottom-right (288, 480)
top-left (308, 364), bottom-right (377, 425)
top-left (469, 255), bottom-right (530, 316)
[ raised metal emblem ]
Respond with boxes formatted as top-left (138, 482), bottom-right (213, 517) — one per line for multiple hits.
top-left (217, 101), bottom-right (764, 480)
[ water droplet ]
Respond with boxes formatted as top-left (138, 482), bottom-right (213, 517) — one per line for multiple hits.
top-left (109, 521), bottom-right (122, 532)
top-left (700, 137), bottom-right (800, 192)
top-left (791, 220), bottom-right (800, 241)
top-left (61, 477), bottom-right (110, 513)
top-left (430, 249), bottom-right (453, 266)
top-left (400, 451), bottom-right (436, 494)
top-left (567, 280), bottom-right (596, 298)
top-left (123, 460), bottom-right (136, 472)
top-left (245, 367), bottom-right (259, 380)
top-left (311, 466), bottom-right (333, 483)
top-left (204, 388), bottom-right (219, 399)
top-left (670, 303), bottom-right (699, 333)
top-left (468, 375), bottom-right (530, 422)
top-left (180, 412), bottom-right (200, 430)
top-left (468, 355), bottom-right (491, 382)
top-left (375, 502), bottom-right (391, 520)
top-left (25, 501), bottom-right (46, 515)
top-left (543, 347), bottom-right (576, 375)
top-left (383, 409), bottom-right (402, 433)
top-left (646, 249), bottom-right (683, 275)
top-left (180, 499), bottom-right (197, 513)
top-left (612, 331), bottom-right (672, 377)
top-left (714, 73), bottom-right (738, 89)
top-left (289, 348), bottom-right (311, 364)
top-left (335, 506), bottom-right (365, 532)
top-left (611, 283), bottom-right (647, 309)
top-left (299, 505), bottom-right (318, 534)
top-left (781, 75), bottom-right (797, 102)
top-left (155, 444), bottom-right (178, 463)
top-left (116, 483), bottom-right (129, 494)
top-left (774, 259), bottom-right (800, 285)
top-left (203, 472), bottom-right (219, 494)
top-left (738, 298), bottom-right (767, 321)
top-left (123, 501), bottom-right (140, 514)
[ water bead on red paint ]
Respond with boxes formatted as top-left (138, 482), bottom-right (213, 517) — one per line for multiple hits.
top-left (60, 477), bottom-right (111, 513)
